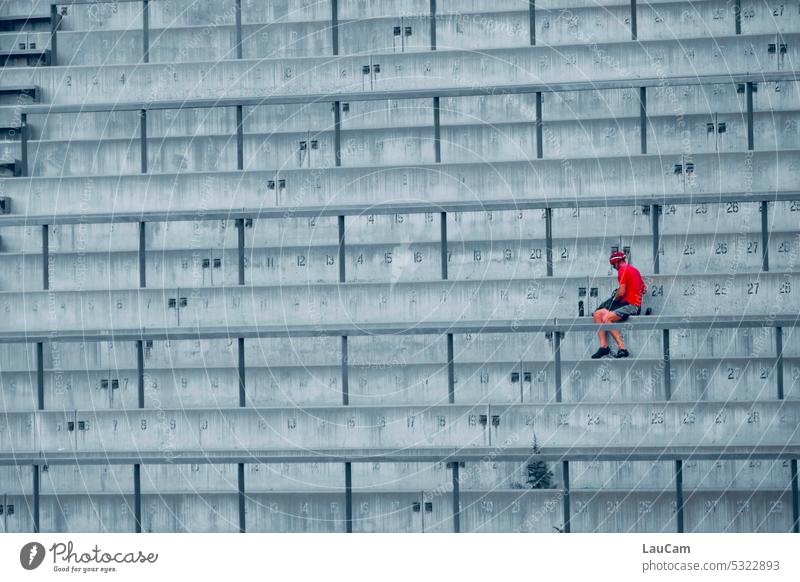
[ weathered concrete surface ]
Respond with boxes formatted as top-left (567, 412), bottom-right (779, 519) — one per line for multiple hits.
top-left (141, 493), bottom-right (239, 532)
top-left (246, 491), bottom-right (344, 532)
top-left (3, 151), bottom-right (795, 219)
top-left (683, 490), bottom-right (794, 532)
top-left (460, 489), bottom-right (564, 532)
top-left (37, 464), bottom-right (136, 532)
top-left (1, 272), bottom-right (796, 332)
top-left (37, 494), bottom-right (135, 532)
top-left (352, 490), bottom-right (454, 532)
top-left (0, 466), bottom-right (34, 532)
top-left (3, 401), bottom-right (797, 456)
top-left (2, 35), bottom-right (796, 104)
top-left (22, 81), bottom-right (799, 141)
top-left (1, 0), bottom-right (798, 536)
top-left (12, 1), bottom-right (800, 65)
top-left (2, 326), bottom-right (792, 411)
top-left (3, 455), bottom-right (798, 532)
top-left (5, 227), bottom-right (791, 290)
top-left (0, 342), bottom-right (37, 411)
top-left (570, 489), bottom-right (677, 532)
top-left (27, 107), bottom-right (798, 176)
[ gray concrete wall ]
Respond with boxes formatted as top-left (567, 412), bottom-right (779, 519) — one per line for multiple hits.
top-left (0, 342), bottom-right (37, 411)
top-left (9, 1), bottom-right (793, 66)
top-left (5, 324), bottom-right (792, 415)
top-left (4, 151), bottom-right (794, 217)
top-left (5, 457), bottom-right (791, 533)
top-left (22, 110), bottom-right (798, 176)
top-left (3, 401), bottom-right (797, 455)
top-left (0, 465), bottom-right (34, 533)
top-left (1, 272), bottom-right (797, 331)
top-left (1, 1), bottom-right (798, 534)
top-left (2, 35), bottom-right (796, 103)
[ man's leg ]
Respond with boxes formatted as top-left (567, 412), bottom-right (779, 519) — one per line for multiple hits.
top-left (593, 309), bottom-right (609, 348)
top-left (591, 309), bottom-right (614, 358)
top-left (602, 311), bottom-right (625, 349)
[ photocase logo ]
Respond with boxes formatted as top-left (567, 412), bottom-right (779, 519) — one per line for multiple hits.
top-left (20, 542), bottom-right (46, 570)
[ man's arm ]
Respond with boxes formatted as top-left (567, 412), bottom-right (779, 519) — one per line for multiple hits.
top-left (615, 283), bottom-right (627, 300)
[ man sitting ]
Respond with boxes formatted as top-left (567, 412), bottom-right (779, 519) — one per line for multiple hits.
top-left (591, 251), bottom-right (645, 359)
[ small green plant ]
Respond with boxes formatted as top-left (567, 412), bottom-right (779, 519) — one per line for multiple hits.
top-left (526, 434), bottom-right (554, 489)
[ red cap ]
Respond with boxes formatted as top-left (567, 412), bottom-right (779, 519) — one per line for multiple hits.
top-left (609, 251), bottom-right (626, 264)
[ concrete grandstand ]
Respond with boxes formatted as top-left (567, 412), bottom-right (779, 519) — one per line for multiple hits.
top-left (0, 0), bottom-right (798, 533)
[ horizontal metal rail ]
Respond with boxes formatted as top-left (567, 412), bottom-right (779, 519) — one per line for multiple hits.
top-left (5, 446), bottom-right (799, 466)
top-left (1, 316), bottom-right (796, 344)
top-left (20, 72), bottom-right (800, 115)
top-left (2, 190), bottom-right (798, 227)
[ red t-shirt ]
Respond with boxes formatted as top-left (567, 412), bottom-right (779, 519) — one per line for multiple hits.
top-left (617, 263), bottom-right (645, 306)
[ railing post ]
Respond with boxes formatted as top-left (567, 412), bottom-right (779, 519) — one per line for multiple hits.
top-left (449, 462), bottom-right (460, 532)
top-left (529, 0), bottom-right (536, 46)
top-left (663, 329), bottom-right (671, 400)
top-left (440, 212), bottom-right (448, 280)
top-left (238, 338), bottom-right (246, 407)
top-left (142, 0), bottom-right (149, 63)
top-left (49, 3), bottom-right (59, 66)
top-left (554, 330), bottom-right (562, 403)
top-left (133, 464), bottom-right (142, 532)
top-left (734, 0), bottom-right (742, 34)
top-left (135, 337), bottom-right (144, 532)
top-left (639, 87), bottom-right (647, 154)
top-left (433, 96), bottom-right (441, 163)
top-left (338, 215), bottom-right (346, 283)
top-left (36, 342), bottom-right (44, 411)
top-left (430, 0), bottom-right (437, 51)
top-left (136, 340), bottom-right (144, 409)
top-left (139, 221), bottom-right (146, 287)
top-left (761, 200), bottom-right (769, 272)
top-left (333, 101), bottom-right (342, 167)
top-left (675, 460), bottom-right (684, 532)
top-left (42, 224), bottom-right (49, 290)
top-left (776, 326), bottom-right (784, 400)
top-left (746, 82), bottom-right (754, 150)
top-left (447, 334), bottom-right (455, 404)
top-left (234, 0), bottom-right (242, 59)
top-left (535, 92), bottom-right (543, 159)
top-left (630, 0), bottom-right (637, 40)
top-left (331, 0), bottom-right (338, 55)
top-left (562, 461), bottom-right (571, 533)
top-left (139, 109), bottom-right (147, 173)
top-left (545, 207), bottom-right (553, 277)
top-left (238, 462), bottom-right (246, 533)
top-left (791, 459), bottom-right (799, 533)
top-left (20, 112), bottom-right (28, 177)
top-left (33, 465), bottom-right (40, 533)
top-left (236, 105), bottom-right (244, 170)
top-left (345, 462), bottom-right (352, 533)
top-left (341, 336), bottom-right (349, 405)
top-left (237, 218), bottom-right (245, 285)
top-left (651, 204), bottom-right (660, 274)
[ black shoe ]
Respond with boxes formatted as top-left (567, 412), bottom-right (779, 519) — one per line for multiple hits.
top-left (615, 349), bottom-right (630, 358)
top-left (591, 347), bottom-right (611, 359)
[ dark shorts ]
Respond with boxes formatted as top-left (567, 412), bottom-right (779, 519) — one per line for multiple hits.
top-left (596, 299), bottom-right (641, 322)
